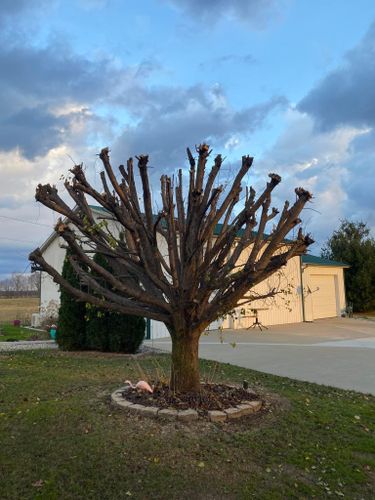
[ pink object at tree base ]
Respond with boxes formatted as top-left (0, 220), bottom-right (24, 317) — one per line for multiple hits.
top-left (124, 380), bottom-right (154, 393)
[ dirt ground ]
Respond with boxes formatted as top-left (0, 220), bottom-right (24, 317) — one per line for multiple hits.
top-left (0, 297), bottom-right (40, 324)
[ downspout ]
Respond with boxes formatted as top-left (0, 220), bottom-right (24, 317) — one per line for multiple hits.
top-left (300, 255), bottom-right (306, 322)
top-left (39, 271), bottom-right (42, 312)
top-left (146, 318), bottom-right (151, 340)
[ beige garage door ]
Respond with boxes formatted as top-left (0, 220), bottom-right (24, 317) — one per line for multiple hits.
top-left (310, 275), bottom-right (337, 319)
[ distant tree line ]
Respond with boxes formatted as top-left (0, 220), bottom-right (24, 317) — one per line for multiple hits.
top-left (322, 220), bottom-right (375, 312)
top-left (0, 290), bottom-right (39, 298)
top-left (0, 272), bottom-right (40, 293)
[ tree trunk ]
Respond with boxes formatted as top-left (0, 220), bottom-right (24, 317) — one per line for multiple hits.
top-left (170, 334), bottom-right (201, 392)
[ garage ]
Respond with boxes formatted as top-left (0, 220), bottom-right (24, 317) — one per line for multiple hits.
top-left (302, 255), bottom-right (349, 322)
top-left (310, 274), bottom-right (338, 319)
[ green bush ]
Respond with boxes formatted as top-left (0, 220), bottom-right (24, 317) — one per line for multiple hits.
top-left (84, 253), bottom-right (145, 353)
top-left (57, 252), bottom-right (86, 350)
top-left (85, 305), bottom-right (109, 352)
top-left (107, 313), bottom-right (145, 354)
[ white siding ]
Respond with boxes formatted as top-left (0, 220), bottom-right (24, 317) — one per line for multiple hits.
top-left (40, 235), bottom-right (65, 318)
top-left (150, 320), bottom-right (170, 339)
top-left (230, 254), bottom-right (303, 328)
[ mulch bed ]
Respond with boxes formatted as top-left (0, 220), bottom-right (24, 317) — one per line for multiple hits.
top-left (122, 383), bottom-right (260, 414)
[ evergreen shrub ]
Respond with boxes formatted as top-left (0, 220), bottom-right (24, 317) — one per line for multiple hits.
top-left (56, 252), bottom-right (86, 350)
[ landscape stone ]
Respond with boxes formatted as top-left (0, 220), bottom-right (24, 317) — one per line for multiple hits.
top-left (116, 399), bottom-right (134, 408)
top-left (248, 400), bottom-right (262, 412)
top-left (177, 409), bottom-right (198, 421)
top-left (224, 407), bottom-right (243, 419)
top-left (138, 406), bottom-right (159, 416)
top-left (236, 404), bottom-right (256, 416)
top-left (129, 404), bottom-right (148, 413)
top-left (208, 410), bottom-right (227, 422)
top-left (158, 408), bottom-right (179, 419)
top-left (111, 387), bottom-right (262, 421)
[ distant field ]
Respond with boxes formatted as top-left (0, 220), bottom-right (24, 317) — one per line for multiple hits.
top-left (0, 297), bottom-right (40, 324)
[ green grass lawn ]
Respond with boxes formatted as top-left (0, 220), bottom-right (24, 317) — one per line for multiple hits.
top-left (0, 324), bottom-right (50, 342)
top-left (0, 350), bottom-right (374, 499)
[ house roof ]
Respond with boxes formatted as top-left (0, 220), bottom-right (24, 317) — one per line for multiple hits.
top-left (212, 221), bottom-right (293, 243)
top-left (89, 205), bottom-right (110, 214)
top-left (39, 206), bottom-right (345, 269)
top-left (90, 206), bottom-right (295, 243)
top-left (301, 254), bottom-right (349, 268)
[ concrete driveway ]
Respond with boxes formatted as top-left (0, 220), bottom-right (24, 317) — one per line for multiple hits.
top-left (146, 318), bottom-right (375, 395)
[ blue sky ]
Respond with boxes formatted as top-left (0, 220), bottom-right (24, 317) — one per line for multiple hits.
top-left (0, 0), bottom-right (375, 278)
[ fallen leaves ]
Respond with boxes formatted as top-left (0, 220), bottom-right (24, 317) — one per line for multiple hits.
top-left (32, 480), bottom-right (44, 488)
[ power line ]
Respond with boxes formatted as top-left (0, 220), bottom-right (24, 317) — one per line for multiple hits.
top-left (0, 215), bottom-right (51, 228)
top-left (21, 262), bottom-right (31, 275)
top-left (0, 236), bottom-right (41, 244)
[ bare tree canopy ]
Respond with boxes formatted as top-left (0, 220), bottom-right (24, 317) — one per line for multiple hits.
top-left (0, 272), bottom-right (40, 293)
top-left (29, 144), bottom-right (313, 391)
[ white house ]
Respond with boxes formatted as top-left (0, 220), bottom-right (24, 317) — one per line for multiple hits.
top-left (36, 206), bottom-right (348, 339)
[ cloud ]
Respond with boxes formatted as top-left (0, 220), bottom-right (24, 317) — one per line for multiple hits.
top-left (198, 53), bottom-right (257, 70)
top-left (345, 129), bottom-right (375, 222)
top-left (298, 22), bottom-right (375, 131)
top-left (163, 0), bottom-right (283, 28)
top-left (78, 0), bottom-right (111, 9)
top-left (0, 245), bottom-right (31, 277)
top-left (294, 23), bottom-right (375, 241)
top-left (0, 43), bottom-right (122, 107)
top-left (0, 143), bottom-right (100, 277)
top-left (0, 0), bottom-right (48, 19)
top-left (0, 107), bottom-right (72, 159)
top-left (0, 0), bottom-right (53, 33)
top-left (257, 108), bottom-right (374, 246)
top-left (0, 40), bottom-right (156, 158)
top-left (112, 84), bottom-right (287, 174)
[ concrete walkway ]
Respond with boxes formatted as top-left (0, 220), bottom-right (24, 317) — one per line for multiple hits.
top-left (0, 340), bottom-right (57, 352)
top-left (146, 318), bottom-right (375, 395)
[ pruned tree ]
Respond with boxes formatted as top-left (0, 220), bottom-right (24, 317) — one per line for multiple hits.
top-left (29, 144), bottom-right (313, 392)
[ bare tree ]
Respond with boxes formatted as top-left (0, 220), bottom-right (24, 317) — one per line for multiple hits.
top-left (29, 144), bottom-right (313, 392)
top-left (29, 272), bottom-right (41, 294)
top-left (10, 272), bottom-right (25, 292)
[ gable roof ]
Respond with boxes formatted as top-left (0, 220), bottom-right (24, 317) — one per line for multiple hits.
top-left (301, 254), bottom-right (349, 268)
top-left (90, 206), bottom-right (294, 243)
top-left (39, 206), bottom-right (336, 264)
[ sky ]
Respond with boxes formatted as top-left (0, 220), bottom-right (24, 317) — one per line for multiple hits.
top-left (1, 0), bottom-right (375, 278)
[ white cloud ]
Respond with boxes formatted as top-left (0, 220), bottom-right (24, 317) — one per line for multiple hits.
top-left (257, 108), bottom-right (373, 248)
top-left (163, 0), bottom-right (285, 29)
